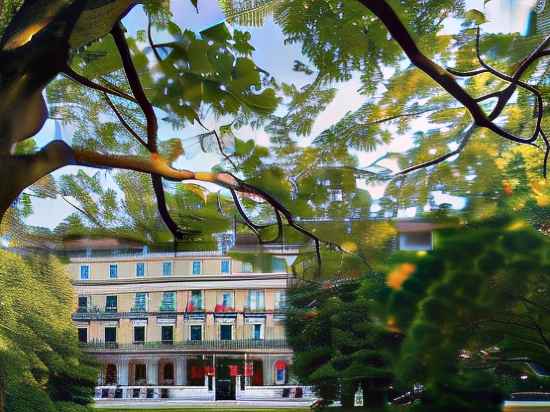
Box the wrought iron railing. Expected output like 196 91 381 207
73 309 286 321
81 338 289 352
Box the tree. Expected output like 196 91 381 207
287 274 399 410
0 251 97 412
383 216 550 410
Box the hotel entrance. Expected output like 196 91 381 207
215 358 242 400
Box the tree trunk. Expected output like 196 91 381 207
362 380 387 410
340 381 356 408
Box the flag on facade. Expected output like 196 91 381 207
229 364 239 376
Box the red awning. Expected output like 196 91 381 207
275 360 287 370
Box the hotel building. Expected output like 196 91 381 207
65 237 311 403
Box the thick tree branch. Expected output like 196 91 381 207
111 22 158 152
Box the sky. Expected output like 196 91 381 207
25 0 538 228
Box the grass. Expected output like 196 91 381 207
98 409 309 412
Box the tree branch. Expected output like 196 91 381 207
63 66 137 103
103 93 148 148
357 1 546 147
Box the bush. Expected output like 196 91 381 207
55 401 94 412
6 382 57 412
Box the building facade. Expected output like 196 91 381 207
65 219 437 404
66 238 311 403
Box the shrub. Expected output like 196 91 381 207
55 401 94 412
6 382 56 412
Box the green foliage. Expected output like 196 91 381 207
55 401 94 412
383 216 550 410
6 382 57 412
287 275 398 408
0 251 97 410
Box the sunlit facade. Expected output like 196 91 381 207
65 238 312 403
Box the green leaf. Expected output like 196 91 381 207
464 9 487 25
200 22 232 44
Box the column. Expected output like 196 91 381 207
176 357 186 386
97 364 105 385
264 355 272 386
117 358 129 386
147 358 158 385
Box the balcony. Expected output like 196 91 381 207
243 306 267 313
73 308 147 321
81 326 288 352
81 338 289 352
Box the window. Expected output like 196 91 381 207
105 327 117 343
135 364 146 383
109 264 118 279
78 296 88 312
191 290 203 310
78 328 87 343
192 260 201 275
242 262 253 273
329 188 343 202
252 324 263 340
163 363 174 381
275 291 287 311
272 258 286 272
190 325 202 341
105 364 117 385
133 292 147 312
162 261 172 276
134 326 145 343
160 292 176 312
218 291 233 310
221 260 230 274
220 324 232 341
247 290 265 311
399 231 432 251
80 265 90 280
136 262 145 277
105 295 117 312
161 326 174 344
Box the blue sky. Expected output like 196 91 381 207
26 0 537 227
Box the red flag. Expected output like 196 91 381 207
275 360 287 370
229 364 239 377
244 362 254 377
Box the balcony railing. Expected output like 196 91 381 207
243 306 267 313
73 308 285 321
81 338 289 352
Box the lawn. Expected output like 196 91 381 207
98 409 309 412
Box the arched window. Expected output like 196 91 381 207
164 363 174 381
105 364 117 385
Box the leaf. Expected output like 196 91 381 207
200 22 232 44
464 9 487 25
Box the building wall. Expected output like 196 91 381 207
72 253 288 345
